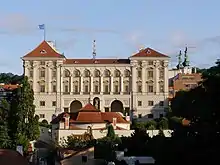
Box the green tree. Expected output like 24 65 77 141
106 124 116 139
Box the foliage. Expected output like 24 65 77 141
106 124 116 139
0 73 23 84
158 117 169 129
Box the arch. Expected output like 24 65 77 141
70 100 82 113
74 69 80 77
94 69 100 77
114 69 121 77
111 100 124 113
93 97 100 110
64 69 71 77
84 69 90 77
104 69 111 77
124 69 130 77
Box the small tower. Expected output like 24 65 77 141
182 47 190 67
176 50 183 69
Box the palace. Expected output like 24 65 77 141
22 40 170 122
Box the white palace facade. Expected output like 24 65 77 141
22 41 170 122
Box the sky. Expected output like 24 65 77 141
0 0 220 74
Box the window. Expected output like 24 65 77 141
64 70 70 77
148 71 153 78
84 70 90 77
137 85 142 93
125 85 129 93
53 61 57 66
40 101 45 106
159 114 163 118
74 85 78 93
159 70 164 79
84 85 89 93
104 85 109 93
64 85 69 93
114 85 119 93
52 70 56 78
29 70 33 77
115 70 120 77
159 101 164 106
138 101 142 106
39 114 45 118
124 70 130 77
40 70 45 78
52 101 56 106
40 61 45 65
148 61 153 65
159 84 164 92
94 85 99 93
105 107 109 112
148 85 153 93
148 114 154 118
74 70 80 77
40 85 45 92
64 108 69 113
138 114 142 118
94 70 100 77
52 85 56 92
148 101 154 106
137 70 142 78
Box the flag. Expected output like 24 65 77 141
38 24 45 30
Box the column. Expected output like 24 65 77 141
110 76 114 94
47 65 52 94
142 67 146 94
120 76 123 95
33 61 38 93
100 76 103 94
155 61 159 94
131 65 137 93
90 76 93 94
70 76 73 94
164 62 169 95
80 77 83 94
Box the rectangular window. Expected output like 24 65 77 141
148 61 153 65
148 85 154 93
148 101 154 106
39 114 45 118
137 70 142 78
52 85 56 92
125 85 129 93
148 114 154 118
64 108 69 113
114 85 119 93
40 85 45 92
137 85 142 93
40 70 45 78
138 114 142 118
159 84 164 92
105 107 109 112
29 70 33 77
52 101 56 106
104 85 109 93
64 85 69 93
84 85 89 93
148 71 153 78
74 85 78 93
159 101 164 106
40 61 45 65
159 70 164 79
52 70 56 78
40 101 45 106
138 101 142 106
94 85 99 93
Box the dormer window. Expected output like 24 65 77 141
74 61 79 64
146 49 151 54
40 49 47 54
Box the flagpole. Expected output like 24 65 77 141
44 25 46 41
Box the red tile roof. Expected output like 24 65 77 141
63 59 130 65
23 41 64 58
0 84 20 90
75 112 103 123
79 103 100 112
131 48 169 58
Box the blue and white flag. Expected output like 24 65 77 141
38 24 45 30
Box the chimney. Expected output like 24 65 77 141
113 118 117 129
64 114 70 129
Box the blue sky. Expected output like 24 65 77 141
0 0 220 74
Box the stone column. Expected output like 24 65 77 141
131 62 137 93
110 76 114 94
70 75 73 94
154 60 159 94
120 75 124 95
164 61 169 95
142 61 146 94
90 76 93 94
80 77 84 94
47 62 52 94
33 61 38 93
100 76 103 94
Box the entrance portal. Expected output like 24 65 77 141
70 100 82 113
111 100 124 113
